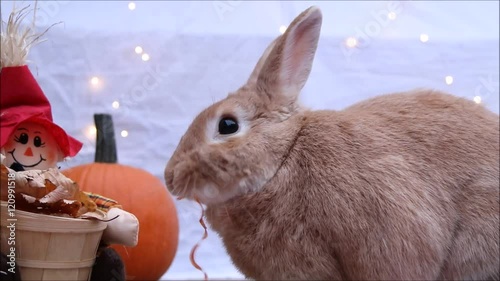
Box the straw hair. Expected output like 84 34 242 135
0 1 57 70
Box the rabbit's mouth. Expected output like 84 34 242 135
165 161 243 205
171 177 242 205
168 166 273 206
192 182 242 205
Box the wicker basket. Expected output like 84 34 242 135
0 201 107 281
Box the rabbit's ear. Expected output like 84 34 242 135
255 6 322 101
246 36 281 86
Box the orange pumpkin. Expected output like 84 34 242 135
63 114 179 281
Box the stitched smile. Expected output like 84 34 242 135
8 149 46 168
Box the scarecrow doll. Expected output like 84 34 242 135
0 5 138 281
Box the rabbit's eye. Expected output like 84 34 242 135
218 117 239 135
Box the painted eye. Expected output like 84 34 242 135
17 133 29 144
218 117 239 135
34 136 43 147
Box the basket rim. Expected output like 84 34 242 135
0 200 100 222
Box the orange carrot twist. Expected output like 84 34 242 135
189 199 209 281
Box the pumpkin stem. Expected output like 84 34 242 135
94 114 118 163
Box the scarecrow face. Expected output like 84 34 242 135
2 121 63 171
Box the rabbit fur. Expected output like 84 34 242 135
164 6 499 280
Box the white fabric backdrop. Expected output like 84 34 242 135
1 1 499 280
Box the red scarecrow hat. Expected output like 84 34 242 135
0 65 83 158
1 5 82 158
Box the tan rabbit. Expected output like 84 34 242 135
164 6 499 280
